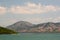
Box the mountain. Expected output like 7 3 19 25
0 26 17 34
7 21 60 33
30 22 60 32
7 21 34 32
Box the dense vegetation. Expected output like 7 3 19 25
0 26 17 34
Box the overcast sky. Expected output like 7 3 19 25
0 0 60 27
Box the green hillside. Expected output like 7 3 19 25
0 26 17 34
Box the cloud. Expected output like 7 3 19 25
52 17 60 22
0 6 7 15
1 17 60 27
10 2 60 14
0 2 60 15
24 17 60 24
0 19 18 27
23 18 53 24
24 18 41 23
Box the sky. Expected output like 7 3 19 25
0 0 60 27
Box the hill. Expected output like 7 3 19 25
7 21 60 33
0 26 17 34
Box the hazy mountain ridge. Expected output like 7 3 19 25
7 21 35 32
7 21 60 33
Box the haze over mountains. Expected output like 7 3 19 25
7 21 34 32
7 21 60 33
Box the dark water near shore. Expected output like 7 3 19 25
0 33 60 40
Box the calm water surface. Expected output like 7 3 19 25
0 33 60 40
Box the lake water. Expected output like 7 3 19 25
0 33 60 40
